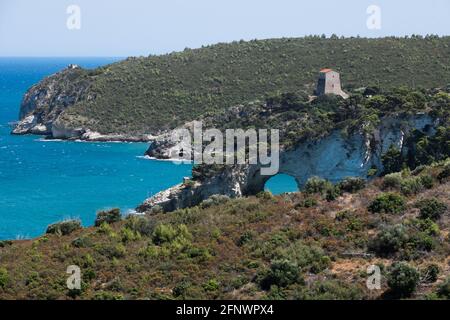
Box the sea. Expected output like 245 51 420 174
0 57 297 240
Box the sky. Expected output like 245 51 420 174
0 0 449 57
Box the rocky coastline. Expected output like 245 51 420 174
137 113 438 213
12 64 447 217
11 64 158 143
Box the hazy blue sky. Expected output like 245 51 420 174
0 0 449 57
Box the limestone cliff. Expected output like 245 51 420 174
11 64 154 142
138 114 438 213
12 65 92 136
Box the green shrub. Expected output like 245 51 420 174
186 247 211 261
382 145 403 174
408 232 436 252
230 276 249 290
203 279 220 292
173 281 192 298
338 177 366 193
422 264 440 283
152 224 191 245
236 231 255 246
124 215 155 236
0 268 8 289
278 241 331 274
415 198 447 221
259 259 302 290
295 197 318 208
304 176 333 195
256 191 274 200
200 194 231 208
382 172 403 189
437 164 450 182
97 221 115 236
419 175 434 189
367 167 378 177
98 243 126 259
0 240 13 248
368 193 406 214
387 262 420 298
370 219 439 258
294 280 365 300
325 186 341 201
339 213 364 232
368 225 409 257
400 177 424 195
410 218 440 236
382 172 433 194
437 277 450 299
71 236 93 248
95 208 121 226
46 219 81 236
120 227 141 243
152 224 177 244
93 291 124 300
81 253 95 268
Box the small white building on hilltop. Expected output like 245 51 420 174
316 69 349 99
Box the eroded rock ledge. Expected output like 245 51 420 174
11 64 155 142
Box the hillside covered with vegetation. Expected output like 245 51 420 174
0 159 449 300
200 85 450 147
183 86 449 183
49 36 450 134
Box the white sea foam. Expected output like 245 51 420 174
74 139 125 144
136 155 192 163
33 137 142 144
15 234 30 240
124 208 144 216
34 138 64 142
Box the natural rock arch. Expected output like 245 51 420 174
138 114 435 213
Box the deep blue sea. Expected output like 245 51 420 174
0 58 297 240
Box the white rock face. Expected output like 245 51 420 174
12 115 38 134
137 164 259 212
32 124 49 134
12 65 89 137
80 130 154 142
12 115 51 135
146 121 201 159
138 114 436 213
280 115 434 186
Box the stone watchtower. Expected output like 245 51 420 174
316 69 349 99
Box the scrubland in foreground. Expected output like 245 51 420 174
0 160 449 300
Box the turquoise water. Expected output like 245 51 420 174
0 58 192 239
0 58 295 240
265 174 298 195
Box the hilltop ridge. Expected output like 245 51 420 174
12 36 450 139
